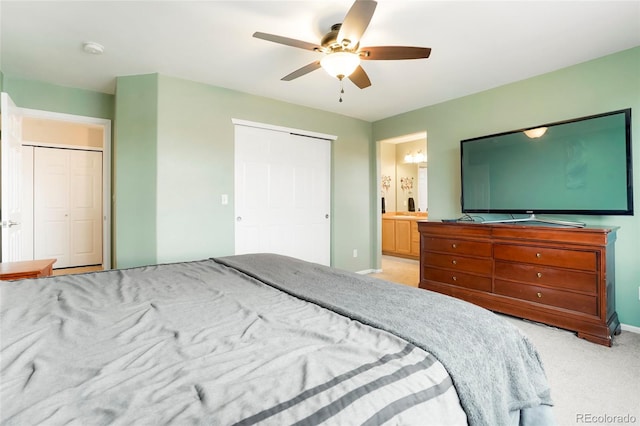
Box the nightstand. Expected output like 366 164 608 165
0 259 57 281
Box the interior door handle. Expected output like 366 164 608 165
2 220 20 228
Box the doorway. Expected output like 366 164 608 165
377 131 427 267
1 94 112 269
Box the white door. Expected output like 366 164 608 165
235 125 331 265
1 92 24 262
34 148 103 268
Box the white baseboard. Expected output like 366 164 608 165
356 269 379 275
621 323 640 334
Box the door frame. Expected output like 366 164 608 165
0 93 24 262
376 131 427 271
231 119 338 141
21 107 112 269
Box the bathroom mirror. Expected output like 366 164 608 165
380 134 427 214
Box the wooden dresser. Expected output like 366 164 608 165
418 222 620 346
0 259 56 281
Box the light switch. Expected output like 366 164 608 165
221 194 228 205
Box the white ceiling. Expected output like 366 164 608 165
1 1 639 122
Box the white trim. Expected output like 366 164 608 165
379 131 427 145
19 107 112 270
21 147 35 260
621 323 640 334
357 269 380 274
232 118 337 141
22 141 103 151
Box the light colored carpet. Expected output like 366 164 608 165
372 255 640 425
502 315 640 425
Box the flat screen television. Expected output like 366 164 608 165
460 108 633 226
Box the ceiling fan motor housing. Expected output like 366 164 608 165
321 23 356 52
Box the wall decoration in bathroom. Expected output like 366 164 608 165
400 177 414 194
381 175 391 213
381 175 391 194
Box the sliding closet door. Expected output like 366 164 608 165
34 147 103 268
235 125 331 265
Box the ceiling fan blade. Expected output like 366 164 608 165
281 61 322 81
338 0 377 48
253 32 322 51
360 46 432 60
348 65 372 89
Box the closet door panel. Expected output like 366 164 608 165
234 125 331 266
35 148 71 267
34 148 102 268
69 150 102 266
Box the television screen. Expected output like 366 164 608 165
460 109 633 216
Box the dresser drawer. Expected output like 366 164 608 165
495 279 597 316
494 244 597 271
423 252 492 275
423 237 492 257
495 261 597 294
424 268 492 292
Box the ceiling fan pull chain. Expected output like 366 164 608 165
339 79 345 103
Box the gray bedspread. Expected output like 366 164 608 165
215 253 554 426
1 257 467 425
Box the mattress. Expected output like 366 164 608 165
0 254 554 425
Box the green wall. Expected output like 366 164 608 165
4 47 638 327
372 47 640 327
113 74 159 268
115 73 373 271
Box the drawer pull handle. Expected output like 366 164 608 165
452 243 457 249
452 276 457 281
537 292 542 298
452 260 457 265
537 272 542 278
536 253 541 258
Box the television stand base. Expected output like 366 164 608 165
481 214 585 228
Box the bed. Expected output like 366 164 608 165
0 253 554 425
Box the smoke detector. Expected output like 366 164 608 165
82 42 104 55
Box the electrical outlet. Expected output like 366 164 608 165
353 249 358 258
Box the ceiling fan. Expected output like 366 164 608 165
253 0 431 98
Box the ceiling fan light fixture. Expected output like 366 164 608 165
320 52 360 80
